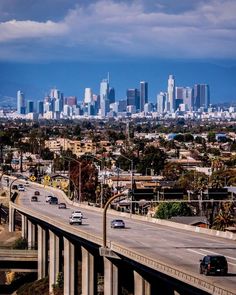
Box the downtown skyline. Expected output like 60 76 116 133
0 0 235 105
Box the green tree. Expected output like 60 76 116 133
154 202 192 219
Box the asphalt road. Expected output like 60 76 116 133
9 181 236 293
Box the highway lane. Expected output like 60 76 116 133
10 182 236 293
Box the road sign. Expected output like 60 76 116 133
30 175 36 182
44 175 50 181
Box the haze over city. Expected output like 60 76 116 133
0 0 236 104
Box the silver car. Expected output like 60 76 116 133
111 219 125 228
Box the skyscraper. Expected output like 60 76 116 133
183 87 193 111
17 90 25 114
100 78 109 117
157 92 167 114
193 84 210 110
167 75 175 112
127 88 140 110
84 88 93 104
109 87 115 104
140 81 148 112
26 100 34 113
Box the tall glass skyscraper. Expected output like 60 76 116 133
100 78 109 117
167 75 175 112
140 81 148 112
17 90 25 114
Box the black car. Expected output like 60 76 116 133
200 255 228 275
49 196 58 205
31 196 38 202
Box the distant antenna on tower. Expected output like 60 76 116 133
107 72 110 83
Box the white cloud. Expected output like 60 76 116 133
0 0 235 61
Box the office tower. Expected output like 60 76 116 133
193 84 210 110
37 101 44 115
109 87 115 104
167 75 175 112
140 81 148 112
118 99 127 112
100 78 109 117
176 87 184 100
17 90 25 114
157 92 167 113
65 96 77 107
26 100 34 113
84 88 93 104
54 97 63 112
127 88 140 110
50 88 60 99
183 87 193 111
144 103 153 113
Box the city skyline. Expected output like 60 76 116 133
0 1 235 104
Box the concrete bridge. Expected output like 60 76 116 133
7 179 236 295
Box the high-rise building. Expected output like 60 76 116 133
26 100 34 113
37 101 44 115
127 88 140 110
100 78 109 117
193 84 210 110
109 87 115 104
157 92 167 113
84 88 93 104
183 87 193 111
167 75 175 112
65 96 77 107
140 81 148 112
17 90 25 114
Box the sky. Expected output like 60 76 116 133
0 0 236 105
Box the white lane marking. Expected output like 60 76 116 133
187 249 236 267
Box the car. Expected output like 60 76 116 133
69 216 82 225
31 196 38 202
25 181 30 187
18 185 25 191
58 202 66 209
34 191 40 195
111 219 125 228
49 196 58 205
200 255 228 276
71 210 83 218
46 195 53 202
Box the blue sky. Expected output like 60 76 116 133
0 0 236 104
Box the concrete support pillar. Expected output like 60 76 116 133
27 220 36 249
81 246 94 295
8 205 15 232
38 225 47 279
49 230 60 294
64 237 75 295
134 271 151 295
21 214 27 239
104 257 118 295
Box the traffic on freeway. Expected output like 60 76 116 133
5 178 236 293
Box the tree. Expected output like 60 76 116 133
154 202 193 219
212 203 235 231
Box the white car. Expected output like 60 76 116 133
18 185 25 191
69 216 82 225
71 210 83 218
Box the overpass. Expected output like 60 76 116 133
6 178 236 295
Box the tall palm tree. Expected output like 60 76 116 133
212 203 235 231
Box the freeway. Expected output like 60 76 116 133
9 180 236 294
